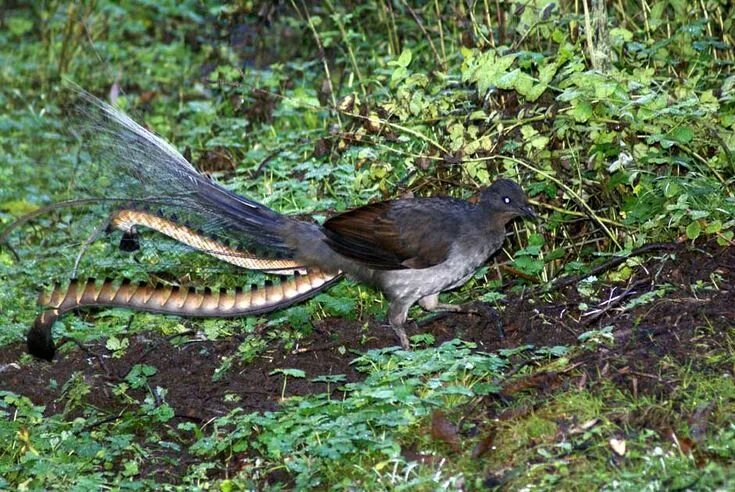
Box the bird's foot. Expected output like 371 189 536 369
395 326 411 351
384 323 411 350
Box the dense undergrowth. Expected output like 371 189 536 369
1 0 734 489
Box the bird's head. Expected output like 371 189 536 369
479 179 537 223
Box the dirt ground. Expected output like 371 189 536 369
1 241 733 481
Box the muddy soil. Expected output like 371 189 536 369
1 241 733 482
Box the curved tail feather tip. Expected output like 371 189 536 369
28 271 341 360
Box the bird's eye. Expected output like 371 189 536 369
503 196 511 204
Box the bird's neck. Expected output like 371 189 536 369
474 202 513 235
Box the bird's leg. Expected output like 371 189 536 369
418 295 505 340
387 301 412 350
418 294 464 313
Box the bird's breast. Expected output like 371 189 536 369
375 236 503 301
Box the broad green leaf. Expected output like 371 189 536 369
569 101 593 122
609 27 633 45
473 52 517 94
529 135 549 150
390 66 409 87
669 126 694 144
705 220 722 234
686 221 701 240
270 368 307 378
538 62 558 84
716 230 734 246
525 83 547 101
7 16 33 36
396 49 412 67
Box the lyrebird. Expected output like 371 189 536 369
27 91 536 360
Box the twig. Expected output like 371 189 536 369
539 242 680 295
581 278 648 325
400 0 445 70
250 149 282 179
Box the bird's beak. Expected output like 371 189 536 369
521 205 538 220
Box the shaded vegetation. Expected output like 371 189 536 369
1 0 734 489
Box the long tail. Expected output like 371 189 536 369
28 89 340 360
27 270 342 360
72 87 299 257
110 208 306 274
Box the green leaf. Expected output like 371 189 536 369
528 134 550 150
520 125 539 139
396 49 412 67
686 221 701 240
525 83 547 102
609 27 633 45
513 255 544 275
125 364 157 389
106 335 129 354
669 126 694 144
569 101 593 122
705 220 722 234
716 230 733 246
538 62 559 84
0 199 37 215
473 52 517 94
7 16 33 36
513 72 536 98
270 368 307 378
390 66 409 88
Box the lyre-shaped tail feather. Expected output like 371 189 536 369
72 88 295 256
110 209 305 274
28 270 342 360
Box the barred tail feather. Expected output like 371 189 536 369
27 270 342 360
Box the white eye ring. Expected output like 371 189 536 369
503 197 511 204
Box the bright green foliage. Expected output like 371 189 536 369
1 0 735 489
189 341 508 488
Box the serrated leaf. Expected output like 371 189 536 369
513 255 544 275
474 52 517 94
538 62 558 84
495 69 521 91
525 83 547 102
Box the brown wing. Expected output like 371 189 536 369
322 198 460 270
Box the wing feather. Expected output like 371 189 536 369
322 198 462 270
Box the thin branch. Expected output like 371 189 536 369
539 242 680 295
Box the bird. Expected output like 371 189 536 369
285 178 537 348
26 91 536 359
